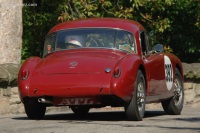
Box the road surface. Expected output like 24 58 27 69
0 105 199 133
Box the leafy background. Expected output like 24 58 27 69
22 0 200 63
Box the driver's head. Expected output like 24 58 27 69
67 40 82 49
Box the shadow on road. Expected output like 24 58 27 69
10 109 200 132
175 117 200 122
12 110 166 121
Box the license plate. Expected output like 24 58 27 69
54 97 101 106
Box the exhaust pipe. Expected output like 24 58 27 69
38 98 52 104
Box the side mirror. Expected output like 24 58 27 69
154 44 163 52
149 31 154 36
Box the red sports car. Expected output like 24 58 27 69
18 18 184 121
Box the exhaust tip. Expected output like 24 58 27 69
38 98 52 104
38 98 45 103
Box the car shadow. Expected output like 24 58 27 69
12 110 166 121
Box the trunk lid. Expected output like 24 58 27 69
41 48 127 74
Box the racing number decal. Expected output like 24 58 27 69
164 55 173 91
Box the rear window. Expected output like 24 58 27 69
43 28 136 56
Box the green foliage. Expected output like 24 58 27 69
22 0 66 62
23 0 200 63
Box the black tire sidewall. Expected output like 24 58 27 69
125 70 146 121
71 106 90 115
24 98 46 119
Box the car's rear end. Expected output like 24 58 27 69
18 18 142 119
27 49 129 106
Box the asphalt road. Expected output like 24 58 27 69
0 105 199 133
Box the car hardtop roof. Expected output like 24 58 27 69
48 18 145 35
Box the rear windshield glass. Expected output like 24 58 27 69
43 28 136 56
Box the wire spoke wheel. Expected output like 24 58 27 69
173 77 183 107
137 79 145 116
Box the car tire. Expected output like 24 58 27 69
125 70 146 121
161 68 184 115
71 106 90 115
24 98 46 119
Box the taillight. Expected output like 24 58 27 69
20 70 29 80
113 67 121 78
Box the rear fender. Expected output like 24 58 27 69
18 57 42 102
110 54 142 102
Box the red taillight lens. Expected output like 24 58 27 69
20 70 29 80
113 67 121 78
